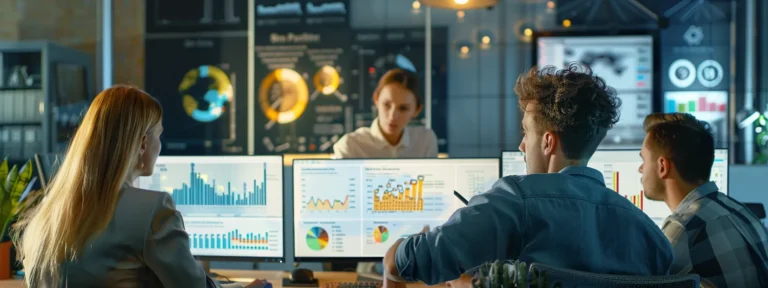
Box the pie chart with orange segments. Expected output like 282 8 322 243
306 227 329 251
373 225 389 244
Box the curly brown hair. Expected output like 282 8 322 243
515 63 621 160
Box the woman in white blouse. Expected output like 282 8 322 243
333 68 438 159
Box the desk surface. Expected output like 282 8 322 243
0 270 439 288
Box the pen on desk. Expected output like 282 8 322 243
453 191 468 205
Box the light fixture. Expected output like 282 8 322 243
547 1 555 9
456 41 473 59
476 29 494 50
457 10 465 22
513 19 537 43
419 0 499 10
562 19 572 27
411 0 422 14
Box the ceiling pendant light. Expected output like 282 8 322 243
419 0 499 10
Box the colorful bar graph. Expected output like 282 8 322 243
625 192 644 210
190 230 270 250
665 97 726 113
373 176 425 212
171 163 268 206
612 171 619 193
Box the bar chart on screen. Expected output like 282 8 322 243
663 91 727 121
364 167 457 219
185 217 283 257
142 161 280 217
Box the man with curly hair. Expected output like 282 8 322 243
383 64 673 287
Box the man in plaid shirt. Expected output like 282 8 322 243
639 112 768 287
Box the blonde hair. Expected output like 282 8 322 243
13 85 163 286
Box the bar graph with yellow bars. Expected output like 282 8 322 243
372 176 425 212
625 192 644 210
612 171 619 193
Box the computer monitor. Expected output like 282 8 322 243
534 32 657 148
292 158 500 260
136 155 284 261
501 149 729 226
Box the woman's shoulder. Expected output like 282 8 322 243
119 186 174 213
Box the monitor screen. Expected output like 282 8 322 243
536 34 654 148
137 156 284 259
292 158 500 259
501 150 728 226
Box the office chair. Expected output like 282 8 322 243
528 263 700 288
744 202 766 220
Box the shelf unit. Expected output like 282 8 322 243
0 41 94 163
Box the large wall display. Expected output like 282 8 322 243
145 0 448 155
145 0 249 155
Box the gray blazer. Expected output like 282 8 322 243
58 185 222 288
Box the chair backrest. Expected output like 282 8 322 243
745 202 767 220
528 263 700 288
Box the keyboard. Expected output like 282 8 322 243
323 282 382 288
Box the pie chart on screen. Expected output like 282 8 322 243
373 225 389 244
306 227 329 251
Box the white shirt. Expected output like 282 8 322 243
332 118 438 159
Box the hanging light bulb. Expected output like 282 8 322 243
456 41 473 59
476 29 493 50
457 10 465 22
411 0 422 14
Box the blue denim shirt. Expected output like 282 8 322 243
395 166 673 285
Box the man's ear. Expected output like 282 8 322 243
542 131 558 156
657 156 671 179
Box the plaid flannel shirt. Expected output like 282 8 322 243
662 181 768 288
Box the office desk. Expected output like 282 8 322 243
0 270 442 288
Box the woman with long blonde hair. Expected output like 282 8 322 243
13 86 263 287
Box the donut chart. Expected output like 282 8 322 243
178 65 233 123
314 65 341 95
306 226 329 251
258 68 309 124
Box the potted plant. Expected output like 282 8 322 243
472 260 559 288
0 157 36 279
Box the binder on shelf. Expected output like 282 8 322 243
0 91 11 122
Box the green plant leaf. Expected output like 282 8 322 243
4 165 18 194
10 161 33 210
0 158 7 191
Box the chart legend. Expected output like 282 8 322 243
373 225 389 243
372 176 425 212
307 227 329 251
